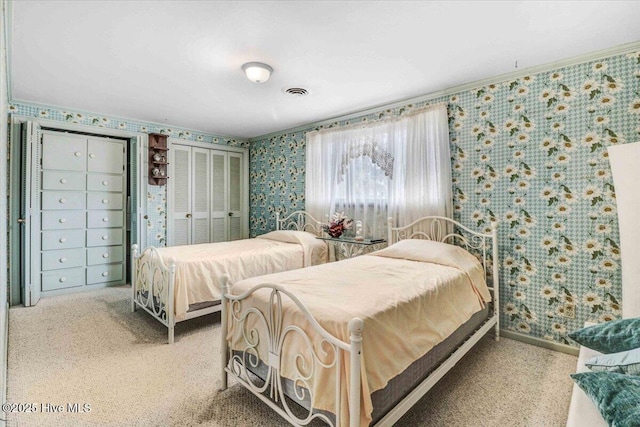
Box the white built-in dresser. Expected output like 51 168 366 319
40 130 126 293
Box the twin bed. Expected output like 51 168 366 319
220 215 499 426
132 213 499 426
131 210 328 343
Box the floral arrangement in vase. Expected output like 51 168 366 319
323 212 353 238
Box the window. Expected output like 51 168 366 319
306 104 452 239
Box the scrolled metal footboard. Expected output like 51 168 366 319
131 244 177 343
220 275 364 427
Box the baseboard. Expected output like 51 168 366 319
501 329 579 356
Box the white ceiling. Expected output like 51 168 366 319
10 1 640 139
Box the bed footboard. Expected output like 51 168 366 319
131 244 177 344
220 274 364 427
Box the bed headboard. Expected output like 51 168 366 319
387 216 499 292
275 210 323 236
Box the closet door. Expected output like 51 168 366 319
171 145 192 246
169 143 247 246
191 148 211 244
210 151 228 242
21 122 42 306
228 152 244 241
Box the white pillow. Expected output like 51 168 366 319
372 238 477 265
257 230 314 245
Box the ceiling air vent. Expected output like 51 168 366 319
283 87 309 97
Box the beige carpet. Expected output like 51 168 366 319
7 286 577 426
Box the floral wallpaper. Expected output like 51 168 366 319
250 50 640 346
8 49 640 347
8 102 248 247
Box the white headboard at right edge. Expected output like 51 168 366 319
608 142 640 319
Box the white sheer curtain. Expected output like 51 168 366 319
305 104 452 238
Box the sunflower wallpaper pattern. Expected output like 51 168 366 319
250 50 640 346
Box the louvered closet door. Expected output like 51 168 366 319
171 145 192 246
210 151 228 242
169 144 246 246
228 152 243 241
191 148 211 244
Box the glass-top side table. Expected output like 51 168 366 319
316 236 388 261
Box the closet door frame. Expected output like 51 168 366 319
8 115 148 306
166 138 248 246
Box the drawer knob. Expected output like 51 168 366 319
59 198 66 204
59 277 66 283
74 151 81 157
59 238 67 243
60 179 67 184
102 253 109 258
89 153 96 159
102 235 108 240
59 218 66 223
101 272 109 277
59 257 67 263
102 217 109 222
102 199 109 204
102 180 109 186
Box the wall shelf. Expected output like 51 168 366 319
148 133 169 186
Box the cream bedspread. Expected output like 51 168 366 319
228 239 492 426
149 231 327 320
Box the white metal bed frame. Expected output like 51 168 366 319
220 215 499 427
130 210 323 344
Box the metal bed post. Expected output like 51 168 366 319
219 274 229 390
348 318 364 427
131 244 138 312
167 258 176 344
491 221 500 341
275 211 280 230
387 217 394 244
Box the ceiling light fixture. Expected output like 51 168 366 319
241 62 273 83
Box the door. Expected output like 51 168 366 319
210 150 228 242
170 145 192 246
211 150 245 242
21 122 42 306
227 152 244 241
191 148 211 244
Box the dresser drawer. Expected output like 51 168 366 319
87 174 123 192
42 191 85 211
87 139 125 174
42 133 86 172
42 248 85 271
42 229 85 250
87 193 123 210
42 210 85 230
87 229 123 247
87 264 123 284
42 171 86 191
42 267 85 291
87 211 123 228
87 246 124 266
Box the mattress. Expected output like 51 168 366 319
370 305 490 423
239 305 491 425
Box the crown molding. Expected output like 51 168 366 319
249 40 640 142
